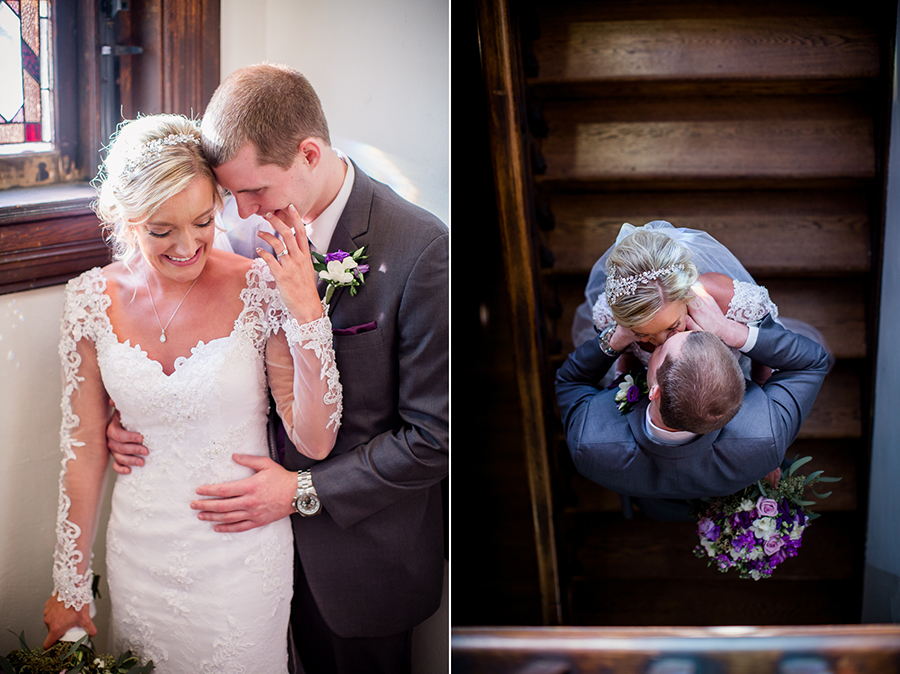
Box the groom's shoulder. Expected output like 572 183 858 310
359 170 447 241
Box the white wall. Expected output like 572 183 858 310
221 0 450 226
0 0 449 664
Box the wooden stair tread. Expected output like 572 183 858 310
538 97 874 184
530 13 879 85
568 512 855 581
569 577 860 625
798 361 862 439
541 190 870 276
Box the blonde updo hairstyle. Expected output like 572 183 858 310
605 229 699 329
93 114 222 262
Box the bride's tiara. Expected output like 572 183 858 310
120 133 201 184
606 264 686 306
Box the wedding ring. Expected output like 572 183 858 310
277 247 289 258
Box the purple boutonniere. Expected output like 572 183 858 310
311 246 369 304
607 369 648 415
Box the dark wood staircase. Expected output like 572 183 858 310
517 0 895 625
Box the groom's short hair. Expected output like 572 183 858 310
201 63 331 170
657 331 745 434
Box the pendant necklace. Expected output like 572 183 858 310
144 268 200 343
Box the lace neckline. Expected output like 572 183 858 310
91 263 259 377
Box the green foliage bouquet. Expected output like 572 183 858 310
1 632 154 674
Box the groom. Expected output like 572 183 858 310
108 64 448 673
555 285 830 519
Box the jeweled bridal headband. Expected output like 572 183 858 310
605 264 686 306
120 133 201 184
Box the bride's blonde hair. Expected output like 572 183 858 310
93 114 223 262
605 229 699 329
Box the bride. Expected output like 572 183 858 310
571 221 832 385
42 114 341 672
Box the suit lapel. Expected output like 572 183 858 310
323 161 374 315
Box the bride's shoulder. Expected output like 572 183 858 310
698 272 736 311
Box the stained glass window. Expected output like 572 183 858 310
0 0 52 153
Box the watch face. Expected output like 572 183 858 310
297 492 321 515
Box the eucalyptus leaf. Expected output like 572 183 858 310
803 470 824 485
796 499 816 506
0 655 16 674
812 490 833 499
16 630 27 651
788 456 813 475
63 634 89 660
757 479 767 496
807 512 821 521
817 476 843 483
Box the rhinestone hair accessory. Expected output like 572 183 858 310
119 133 201 184
606 264 686 306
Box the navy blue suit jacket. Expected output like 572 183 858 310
555 316 829 500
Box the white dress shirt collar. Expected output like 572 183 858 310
644 405 699 445
305 149 354 254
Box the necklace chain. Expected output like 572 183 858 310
144 269 200 343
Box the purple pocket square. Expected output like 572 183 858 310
333 321 377 336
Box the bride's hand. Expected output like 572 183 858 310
687 283 748 349
43 595 97 649
256 204 324 324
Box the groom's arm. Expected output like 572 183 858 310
746 315 830 448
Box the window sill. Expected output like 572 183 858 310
0 183 110 295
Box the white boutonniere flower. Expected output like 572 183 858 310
312 246 369 304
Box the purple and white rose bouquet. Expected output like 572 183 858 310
691 456 841 580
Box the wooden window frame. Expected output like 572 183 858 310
0 0 220 295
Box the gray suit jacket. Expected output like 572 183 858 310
229 162 448 638
555 316 829 500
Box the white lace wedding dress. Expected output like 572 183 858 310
52 259 341 673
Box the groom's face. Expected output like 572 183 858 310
213 142 317 222
647 330 690 390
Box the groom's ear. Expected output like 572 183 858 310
648 383 660 402
298 138 323 168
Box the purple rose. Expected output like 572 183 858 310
698 517 720 541
763 536 785 556
626 385 640 403
756 496 779 517
325 250 351 263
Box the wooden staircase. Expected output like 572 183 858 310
515 0 896 625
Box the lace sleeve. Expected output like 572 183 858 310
725 279 779 324
591 293 616 333
243 260 341 460
53 270 113 610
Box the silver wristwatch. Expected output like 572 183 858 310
291 470 321 516
598 324 622 357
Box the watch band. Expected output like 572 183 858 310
292 470 321 516
598 324 622 357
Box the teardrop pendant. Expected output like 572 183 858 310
160 333 167 343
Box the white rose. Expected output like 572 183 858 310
750 516 778 540
319 258 358 285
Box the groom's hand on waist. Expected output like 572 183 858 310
107 407 148 475
191 454 296 533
